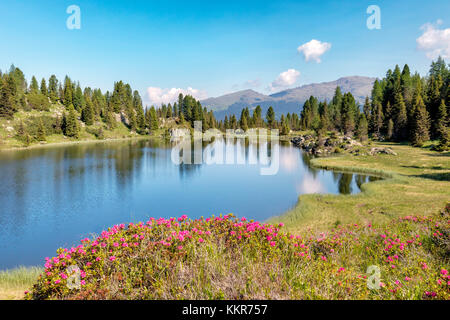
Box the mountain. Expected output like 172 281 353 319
202 76 376 120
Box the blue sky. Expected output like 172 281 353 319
0 0 449 105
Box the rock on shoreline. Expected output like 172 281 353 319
291 134 397 156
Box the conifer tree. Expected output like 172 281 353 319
436 99 448 138
63 104 79 138
0 75 17 119
63 77 73 108
281 115 290 136
36 119 46 141
81 98 94 125
224 115 229 129
48 75 59 102
370 101 384 138
356 113 368 142
393 92 408 140
149 106 159 130
266 106 275 129
40 78 48 96
410 94 430 147
387 119 394 140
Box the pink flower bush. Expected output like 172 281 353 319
24 209 450 300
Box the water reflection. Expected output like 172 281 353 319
0 138 381 269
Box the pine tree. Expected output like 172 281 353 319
356 113 368 142
281 115 291 136
393 92 408 140
81 98 94 125
253 105 262 128
341 93 357 135
40 78 48 96
437 126 450 151
73 85 84 111
370 101 384 139
63 77 73 108
48 75 59 102
0 75 17 119
224 116 229 129
387 119 394 140
436 99 448 138
410 94 430 147
149 106 159 131
30 76 39 93
266 106 275 129
36 119 46 141
104 108 116 129
63 104 79 138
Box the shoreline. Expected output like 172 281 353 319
0 135 157 152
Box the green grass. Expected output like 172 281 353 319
269 141 450 234
0 267 43 300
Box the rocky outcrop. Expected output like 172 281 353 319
291 134 398 157
369 147 397 156
291 134 363 156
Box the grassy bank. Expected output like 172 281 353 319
0 267 43 300
269 142 450 234
0 105 153 151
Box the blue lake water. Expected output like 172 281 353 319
0 138 378 269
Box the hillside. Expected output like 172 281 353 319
202 76 376 119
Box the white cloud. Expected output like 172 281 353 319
416 21 450 59
297 174 325 194
297 39 331 63
268 69 300 92
146 87 208 106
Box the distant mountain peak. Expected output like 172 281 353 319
201 76 376 119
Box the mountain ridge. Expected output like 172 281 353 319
201 76 376 119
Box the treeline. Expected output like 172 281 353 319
222 106 295 135
151 93 218 131
0 66 219 142
0 65 148 140
366 57 449 149
294 57 450 150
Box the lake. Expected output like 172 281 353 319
0 138 379 269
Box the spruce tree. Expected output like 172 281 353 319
224 116 229 129
40 78 48 96
63 77 73 108
0 75 17 119
81 99 94 126
48 75 59 102
370 101 383 139
36 119 46 141
437 126 450 151
30 76 39 93
387 119 394 140
356 113 368 142
63 104 79 138
410 94 430 147
149 107 159 130
266 106 275 129
393 93 408 140
436 99 448 138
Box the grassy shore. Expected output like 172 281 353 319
0 267 43 300
269 141 450 234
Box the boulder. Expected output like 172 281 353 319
369 147 397 156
